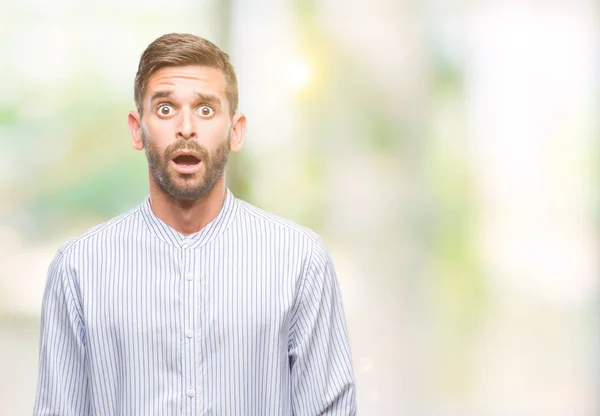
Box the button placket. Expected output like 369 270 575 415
181 248 196 414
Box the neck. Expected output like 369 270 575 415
147 174 227 235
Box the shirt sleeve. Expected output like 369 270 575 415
289 237 357 415
34 248 89 415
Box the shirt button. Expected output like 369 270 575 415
186 389 195 398
186 273 193 281
185 329 194 338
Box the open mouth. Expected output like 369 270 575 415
173 154 200 166
170 152 202 174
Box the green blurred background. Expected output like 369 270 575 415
0 0 598 414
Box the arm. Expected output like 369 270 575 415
289 238 357 415
34 248 89 415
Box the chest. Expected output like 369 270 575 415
79 245 299 348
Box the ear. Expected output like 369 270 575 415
128 111 144 151
229 112 246 153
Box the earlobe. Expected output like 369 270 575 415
230 113 246 153
128 111 144 151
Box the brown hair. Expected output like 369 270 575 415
134 33 238 116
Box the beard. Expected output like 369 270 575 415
142 128 230 201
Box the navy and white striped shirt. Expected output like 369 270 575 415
35 188 356 415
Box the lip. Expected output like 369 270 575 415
170 150 202 175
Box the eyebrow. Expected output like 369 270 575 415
194 92 222 109
149 90 173 103
149 90 222 109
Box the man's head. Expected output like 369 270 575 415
128 33 246 201
134 33 239 117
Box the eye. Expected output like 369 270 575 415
157 104 174 117
198 105 214 117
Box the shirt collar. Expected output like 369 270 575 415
138 188 239 249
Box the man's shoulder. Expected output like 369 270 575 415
56 204 142 256
235 198 322 244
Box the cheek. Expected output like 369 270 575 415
142 129 166 154
148 124 170 141
144 124 173 149
205 115 231 135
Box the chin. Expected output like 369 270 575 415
174 183 213 200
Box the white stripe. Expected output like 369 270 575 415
35 189 356 415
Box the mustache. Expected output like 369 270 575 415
164 140 208 160
140 127 209 160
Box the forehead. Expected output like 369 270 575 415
145 65 227 99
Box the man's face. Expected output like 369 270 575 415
133 65 241 200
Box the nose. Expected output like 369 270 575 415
176 108 197 140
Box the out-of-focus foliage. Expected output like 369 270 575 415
0 1 597 415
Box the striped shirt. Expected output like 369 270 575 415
34 188 356 415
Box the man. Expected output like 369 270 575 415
34 33 356 415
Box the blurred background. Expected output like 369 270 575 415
0 0 598 414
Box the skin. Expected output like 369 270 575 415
128 65 246 235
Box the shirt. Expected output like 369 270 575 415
34 188 356 415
